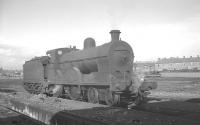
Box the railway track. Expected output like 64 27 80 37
1 92 200 125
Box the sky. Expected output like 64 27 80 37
0 0 200 69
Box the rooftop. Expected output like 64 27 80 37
157 56 200 64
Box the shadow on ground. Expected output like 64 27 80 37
49 101 200 125
186 98 200 103
0 114 42 125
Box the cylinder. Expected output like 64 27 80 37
78 59 98 74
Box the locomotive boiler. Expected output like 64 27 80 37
23 30 157 106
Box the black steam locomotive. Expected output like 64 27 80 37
23 30 157 106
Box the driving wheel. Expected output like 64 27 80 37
87 87 99 103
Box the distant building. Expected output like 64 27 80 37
0 67 3 76
0 67 3 73
155 56 200 72
0 68 23 79
134 56 200 72
134 61 155 73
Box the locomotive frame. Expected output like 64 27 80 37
23 30 157 106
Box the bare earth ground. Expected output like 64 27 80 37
0 79 25 93
0 79 41 125
0 77 200 125
149 77 200 101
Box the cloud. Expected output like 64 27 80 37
0 48 14 56
129 0 200 24
0 44 40 69
1 0 200 65
126 15 200 61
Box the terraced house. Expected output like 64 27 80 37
155 56 200 71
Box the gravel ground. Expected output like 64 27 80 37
5 92 200 125
0 93 41 125
0 78 200 125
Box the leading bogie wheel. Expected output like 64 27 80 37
69 86 81 100
105 89 120 106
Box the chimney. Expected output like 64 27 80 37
110 30 121 42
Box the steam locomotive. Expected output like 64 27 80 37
23 30 157 106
